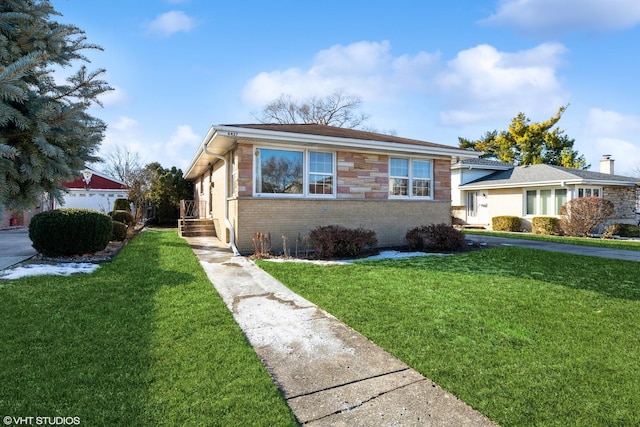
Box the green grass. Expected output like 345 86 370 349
257 247 640 426
0 229 297 426
463 229 640 251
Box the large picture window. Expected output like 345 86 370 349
389 158 433 198
255 148 334 197
256 148 303 194
525 188 568 216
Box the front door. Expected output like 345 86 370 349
466 191 489 225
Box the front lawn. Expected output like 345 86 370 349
257 247 640 426
0 229 297 426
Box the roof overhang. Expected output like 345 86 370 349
460 178 638 190
184 125 481 180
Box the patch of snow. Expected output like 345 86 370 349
264 250 449 265
0 263 100 280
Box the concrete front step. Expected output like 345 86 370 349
181 230 216 237
178 219 216 237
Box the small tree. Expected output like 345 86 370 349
100 146 150 222
559 197 615 237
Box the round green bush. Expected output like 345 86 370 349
111 220 127 241
111 209 134 226
492 216 521 232
29 208 113 256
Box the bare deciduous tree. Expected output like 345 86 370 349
254 90 370 129
99 145 150 221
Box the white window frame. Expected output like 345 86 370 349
524 188 568 216
576 186 603 198
253 146 336 198
389 157 434 199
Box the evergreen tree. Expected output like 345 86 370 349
146 163 193 225
0 0 112 217
459 106 588 169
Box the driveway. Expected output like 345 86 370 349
0 228 37 270
465 234 640 262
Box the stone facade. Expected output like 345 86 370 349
336 151 389 199
603 186 639 221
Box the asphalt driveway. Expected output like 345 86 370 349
0 228 37 270
465 234 640 262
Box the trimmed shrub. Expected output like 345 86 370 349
492 216 521 232
406 223 466 252
559 197 615 237
604 223 640 238
111 221 128 241
309 225 377 259
29 208 113 256
531 217 561 235
113 198 131 212
111 209 134 226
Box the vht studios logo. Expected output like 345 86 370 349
3 416 81 426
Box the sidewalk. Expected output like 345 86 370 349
185 236 497 426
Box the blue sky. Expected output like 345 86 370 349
51 0 640 175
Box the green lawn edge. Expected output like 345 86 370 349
0 229 297 426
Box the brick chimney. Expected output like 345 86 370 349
600 154 614 175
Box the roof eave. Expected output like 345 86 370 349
215 124 481 158
184 124 481 180
460 178 638 190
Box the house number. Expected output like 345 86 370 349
226 131 238 136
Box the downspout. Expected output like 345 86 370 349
202 138 240 256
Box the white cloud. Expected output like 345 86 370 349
578 108 640 174
436 43 569 125
242 40 570 129
146 11 196 37
242 40 438 105
100 117 200 171
99 86 127 107
585 108 640 135
149 125 201 170
111 116 138 132
482 0 640 34
100 117 145 163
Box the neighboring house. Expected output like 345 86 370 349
1 168 128 228
183 123 480 254
0 198 47 228
453 155 640 230
52 167 129 213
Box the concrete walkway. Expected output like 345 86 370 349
186 235 497 426
464 234 640 262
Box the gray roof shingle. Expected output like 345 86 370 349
462 164 638 187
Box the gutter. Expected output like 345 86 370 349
201 130 240 256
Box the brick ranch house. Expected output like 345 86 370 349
182 123 480 254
